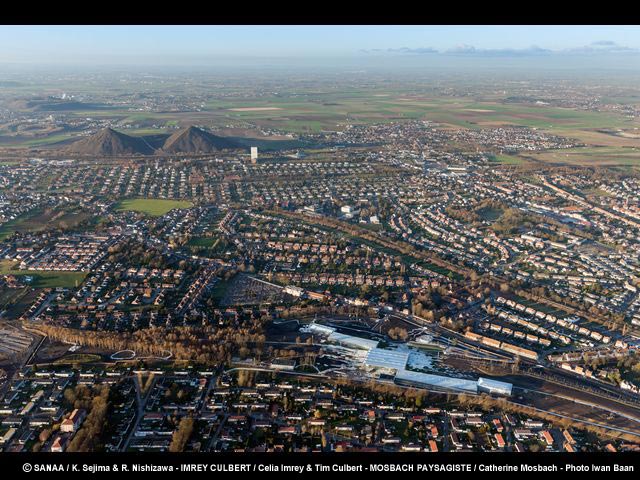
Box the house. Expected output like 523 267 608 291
449 432 463 449
540 430 554 448
402 444 422 452
60 409 86 433
562 429 576 445
277 426 297 435
0 427 16 445
51 436 66 452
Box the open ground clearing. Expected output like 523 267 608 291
4 91 640 147
114 198 193 216
529 146 640 166
0 207 91 240
0 259 87 288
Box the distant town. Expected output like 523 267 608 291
1 68 640 454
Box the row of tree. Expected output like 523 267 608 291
67 384 110 452
30 323 267 365
169 417 195 452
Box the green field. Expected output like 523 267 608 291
478 206 505 222
0 208 92 241
115 198 193 216
210 278 232 303
187 236 218 247
0 260 87 288
53 353 102 364
21 133 74 147
0 213 34 241
204 94 640 136
529 146 640 166
489 154 525 165
4 87 640 149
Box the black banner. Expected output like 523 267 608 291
3 452 638 475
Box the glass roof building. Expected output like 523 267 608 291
364 348 411 371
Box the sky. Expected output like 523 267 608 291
1 25 640 69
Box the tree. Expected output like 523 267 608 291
388 327 408 341
66 385 110 452
169 417 194 452
39 428 51 443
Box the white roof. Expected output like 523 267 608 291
365 348 410 371
395 369 478 393
477 377 512 395
328 331 379 351
307 324 336 336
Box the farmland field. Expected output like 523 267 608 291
208 94 640 137
114 198 193 216
5 88 640 148
528 146 640 166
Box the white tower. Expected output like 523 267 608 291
250 146 258 163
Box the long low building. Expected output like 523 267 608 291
305 323 335 336
305 323 380 350
477 377 513 396
304 323 513 395
394 369 479 393
328 331 379 351
365 348 411 371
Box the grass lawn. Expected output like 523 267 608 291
0 210 44 241
0 260 86 288
187 236 218 247
54 353 102 364
0 207 92 241
478 206 505 222
489 154 525 165
115 198 193 216
210 279 231 304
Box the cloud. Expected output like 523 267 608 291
360 47 438 55
370 41 640 58
386 47 438 54
445 45 552 56
566 40 640 54
446 44 477 54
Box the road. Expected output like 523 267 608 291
383 309 640 432
206 413 228 452
122 373 157 451
511 394 640 438
517 387 640 426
